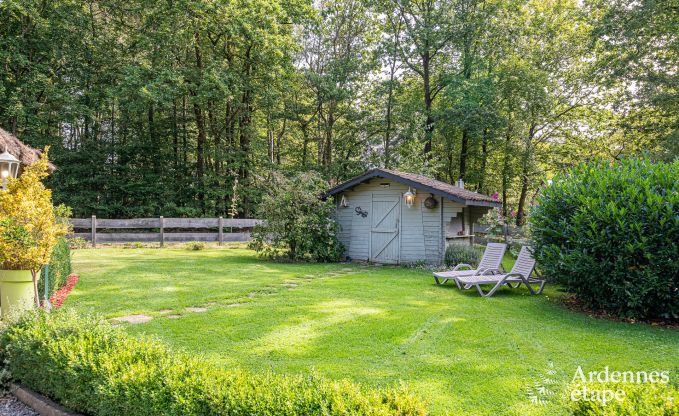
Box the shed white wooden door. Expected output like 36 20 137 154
370 194 401 264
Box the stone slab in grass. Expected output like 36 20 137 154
158 309 174 314
186 307 208 313
166 315 182 319
111 315 153 324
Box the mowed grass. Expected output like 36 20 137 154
69 246 679 415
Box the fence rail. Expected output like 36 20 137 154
70 217 262 247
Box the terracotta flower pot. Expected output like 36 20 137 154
0 270 35 318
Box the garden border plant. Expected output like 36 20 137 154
0 149 69 310
530 158 678 320
0 311 426 416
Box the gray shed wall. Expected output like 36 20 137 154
334 178 470 265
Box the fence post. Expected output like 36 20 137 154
91 215 97 248
159 216 165 247
218 216 224 246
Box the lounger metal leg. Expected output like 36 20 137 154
519 277 546 295
476 281 505 297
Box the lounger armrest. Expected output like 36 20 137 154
452 264 474 271
475 268 502 276
503 272 527 279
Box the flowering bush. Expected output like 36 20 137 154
250 172 344 262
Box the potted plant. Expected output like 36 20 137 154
0 149 68 317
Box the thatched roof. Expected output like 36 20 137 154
0 127 56 172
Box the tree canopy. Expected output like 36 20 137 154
1 0 675 222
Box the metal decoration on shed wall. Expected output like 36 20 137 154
424 195 438 209
355 206 368 217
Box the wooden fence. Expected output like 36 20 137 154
71 217 263 247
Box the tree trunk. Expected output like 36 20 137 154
515 124 535 226
324 108 334 165
32 270 40 308
193 101 205 180
478 128 489 193
301 125 309 167
459 129 469 181
384 56 397 169
422 53 434 158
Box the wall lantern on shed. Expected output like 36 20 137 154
403 187 416 208
0 149 20 190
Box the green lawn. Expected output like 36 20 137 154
68 246 679 415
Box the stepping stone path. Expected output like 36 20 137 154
150 268 361 319
112 314 153 324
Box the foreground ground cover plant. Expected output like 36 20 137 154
0 310 426 416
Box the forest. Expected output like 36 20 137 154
1 0 677 222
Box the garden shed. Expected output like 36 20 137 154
324 168 501 265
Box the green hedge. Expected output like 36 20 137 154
0 311 426 416
530 159 679 320
37 237 71 299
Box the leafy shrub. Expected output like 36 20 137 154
444 244 482 268
0 150 69 271
67 237 89 249
250 172 344 262
530 159 679 320
0 311 426 416
123 242 144 249
566 382 678 415
185 241 206 251
37 237 71 299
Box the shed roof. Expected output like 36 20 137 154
324 168 501 207
0 127 56 171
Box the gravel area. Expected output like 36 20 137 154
0 395 37 416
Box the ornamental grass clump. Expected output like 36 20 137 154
0 311 427 416
0 149 69 306
530 158 679 320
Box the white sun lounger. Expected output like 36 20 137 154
455 246 545 297
433 242 507 285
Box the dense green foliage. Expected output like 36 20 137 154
37 237 71 299
567 382 678 415
530 159 679 320
0 0 675 221
444 244 482 268
0 311 425 416
250 173 343 261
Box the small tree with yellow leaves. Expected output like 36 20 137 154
0 148 69 306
